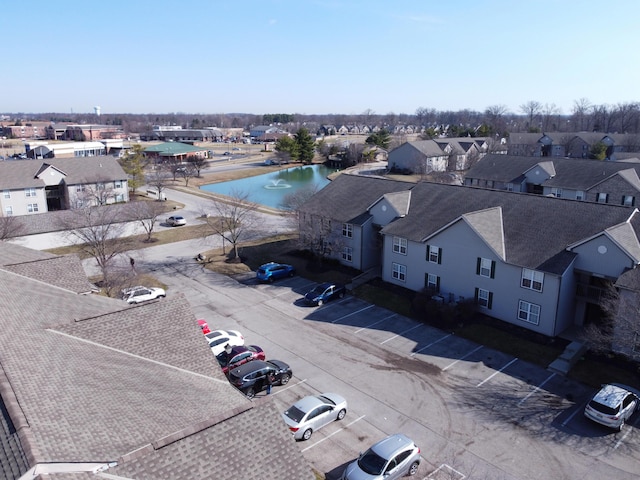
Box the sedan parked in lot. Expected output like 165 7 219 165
584 383 640 430
304 282 346 306
256 262 295 282
166 215 187 227
282 393 347 440
228 359 292 398
205 329 245 356
122 286 166 304
341 434 421 480
216 345 265 376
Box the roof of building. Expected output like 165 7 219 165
0 243 314 479
466 154 640 190
0 156 126 190
143 142 204 156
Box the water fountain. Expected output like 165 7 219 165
264 179 292 190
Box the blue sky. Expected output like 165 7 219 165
3 0 639 116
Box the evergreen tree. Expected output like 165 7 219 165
365 129 391 149
295 127 315 164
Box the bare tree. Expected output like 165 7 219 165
519 100 542 131
484 104 509 135
298 211 345 262
177 164 197 187
202 190 258 259
187 155 208 177
126 199 166 242
581 282 640 360
541 103 561 131
0 215 26 240
146 168 171 201
59 205 134 289
281 185 320 229
572 98 592 131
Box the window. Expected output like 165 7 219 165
76 185 86 193
342 247 352 262
486 180 494 188
97 182 105 190
576 191 585 201
427 245 441 264
425 273 439 292
521 268 544 292
623 195 635 206
115 193 125 203
3 190 10 199
476 257 495 278
392 263 406 282
506 183 514 192
475 288 493 309
393 236 407 255
115 180 123 189
5 206 13 216
597 192 608 203
518 300 540 325
27 203 39 213
342 223 353 238
25 188 36 197
551 188 562 198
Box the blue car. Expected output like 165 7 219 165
304 282 346 306
256 262 296 283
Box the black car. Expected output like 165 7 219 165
304 282 346 306
227 359 292 398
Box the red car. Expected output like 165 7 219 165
216 345 265 376
198 319 211 335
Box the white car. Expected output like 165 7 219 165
584 383 640 430
205 329 245 356
167 215 187 227
282 393 347 441
122 286 166 304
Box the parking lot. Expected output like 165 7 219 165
154 260 640 479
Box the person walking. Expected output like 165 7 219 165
265 372 274 395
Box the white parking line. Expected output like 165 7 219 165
301 414 366 452
271 378 307 395
380 324 423 344
518 373 556 405
411 333 452 356
354 313 397 333
427 463 466 479
614 427 633 449
442 345 483 371
331 304 375 323
476 358 519 387
561 399 588 428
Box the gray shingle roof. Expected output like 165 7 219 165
381 182 638 272
0 157 126 190
2 254 96 294
0 244 314 479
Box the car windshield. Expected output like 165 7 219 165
357 449 387 475
317 395 336 406
309 285 326 295
283 405 306 423
588 400 618 416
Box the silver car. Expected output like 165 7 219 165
282 393 347 441
584 383 640 430
341 434 420 480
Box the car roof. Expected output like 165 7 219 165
230 359 270 375
293 395 326 413
593 384 636 407
370 434 415 459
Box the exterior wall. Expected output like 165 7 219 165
566 138 590 158
0 187 47 215
359 217 382 271
541 186 583 200
369 199 401 226
381 220 564 336
523 165 553 186
37 166 65 186
585 175 640 205
571 234 635 278
464 177 526 192
65 179 129 208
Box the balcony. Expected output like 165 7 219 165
575 283 606 303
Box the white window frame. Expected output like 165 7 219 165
506 183 514 192
426 273 439 291
342 223 353 238
576 190 585 201
477 288 490 308
597 192 608 203
27 203 39 213
5 206 13 216
3 190 10 199
392 263 406 282
115 180 123 189
518 300 541 325
551 187 562 198
623 195 635 206
479 258 493 278
25 188 36 197
76 185 86 193
521 268 544 292
392 236 407 255
342 246 352 262
428 245 440 264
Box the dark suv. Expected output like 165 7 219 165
256 262 296 283
228 359 292 398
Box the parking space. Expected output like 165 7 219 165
210 278 640 479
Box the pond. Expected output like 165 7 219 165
200 164 337 210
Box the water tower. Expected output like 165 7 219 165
94 106 101 117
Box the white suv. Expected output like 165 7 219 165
122 286 166 304
584 383 640 430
